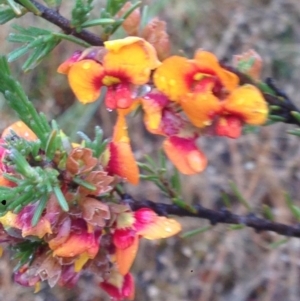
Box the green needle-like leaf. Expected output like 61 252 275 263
53 185 69 212
285 192 300 221
181 226 212 238
73 177 96 191
81 18 115 28
229 181 251 211
31 194 49 226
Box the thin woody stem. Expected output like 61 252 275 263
123 194 300 239
15 0 104 46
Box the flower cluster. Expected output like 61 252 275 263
0 121 181 300
58 37 268 178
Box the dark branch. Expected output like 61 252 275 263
123 194 300 238
15 0 104 46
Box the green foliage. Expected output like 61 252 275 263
11 240 42 271
100 0 141 37
285 192 300 221
16 0 40 14
8 25 61 71
262 204 274 221
229 181 252 211
138 152 192 211
181 225 212 238
0 56 51 146
43 0 62 9
77 126 109 158
71 0 94 32
0 3 26 24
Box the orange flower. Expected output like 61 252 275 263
141 92 207 174
51 227 100 258
215 85 268 138
106 112 139 185
58 37 160 109
180 77 222 128
113 208 181 275
2 121 37 141
163 136 207 175
153 50 238 103
154 50 268 138
222 85 268 125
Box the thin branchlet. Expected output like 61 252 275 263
15 0 104 46
123 194 300 238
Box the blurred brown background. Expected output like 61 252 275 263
1 0 300 300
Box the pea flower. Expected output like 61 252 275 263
154 50 268 138
58 37 160 110
141 92 207 174
113 207 181 275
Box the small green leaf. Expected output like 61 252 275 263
291 111 300 123
228 224 245 230
221 192 231 208
159 150 167 170
269 105 281 111
262 204 274 221
31 194 49 226
268 115 286 122
6 0 22 15
181 226 212 238
269 238 289 249
7 190 33 211
0 5 26 24
144 154 156 168
229 181 251 211
53 185 69 212
140 4 149 30
43 0 62 8
173 198 197 214
81 18 115 28
170 169 181 194
45 130 59 159
73 177 96 191
17 0 40 14
137 162 155 174
285 192 300 221
140 174 159 180
287 128 300 136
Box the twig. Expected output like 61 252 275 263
15 0 104 46
123 194 300 239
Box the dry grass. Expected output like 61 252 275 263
1 0 300 300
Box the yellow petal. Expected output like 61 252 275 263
74 252 90 272
153 55 196 102
0 211 17 227
194 50 239 91
223 85 268 125
163 137 207 175
68 59 104 104
139 216 181 240
116 236 139 275
107 141 139 185
2 121 37 141
104 37 160 85
180 91 221 128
